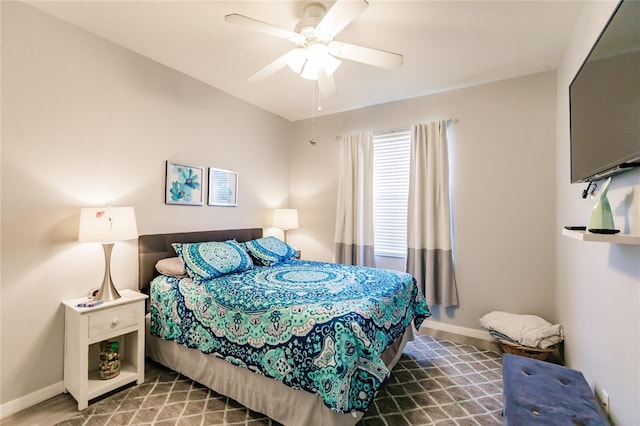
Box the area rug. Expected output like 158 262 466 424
57 334 503 425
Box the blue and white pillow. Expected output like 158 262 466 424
243 236 297 267
172 240 253 282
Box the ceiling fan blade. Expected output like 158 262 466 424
317 70 337 98
247 49 308 82
224 13 304 44
315 0 369 38
247 53 290 82
329 41 403 70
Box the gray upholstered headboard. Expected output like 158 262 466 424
138 228 263 294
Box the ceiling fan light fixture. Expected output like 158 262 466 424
300 60 319 80
306 42 327 62
284 48 307 74
300 57 341 80
297 43 341 80
322 54 341 77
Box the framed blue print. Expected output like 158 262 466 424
165 161 204 206
208 167 238 207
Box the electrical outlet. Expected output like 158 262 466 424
598 389 610 414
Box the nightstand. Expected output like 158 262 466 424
62 289 148 410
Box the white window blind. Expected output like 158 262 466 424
373 128 411 257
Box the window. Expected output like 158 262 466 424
373 128 411 257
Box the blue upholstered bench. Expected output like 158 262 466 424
502 354 608 425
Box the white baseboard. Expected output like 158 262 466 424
0 381 64 419
420 319 493 341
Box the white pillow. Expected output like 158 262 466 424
155 257 187 278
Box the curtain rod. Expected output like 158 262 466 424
335 118 459 140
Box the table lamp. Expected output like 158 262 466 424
78 206 138 301
273 208 298 243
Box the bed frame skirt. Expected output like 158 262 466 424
146 318 414 426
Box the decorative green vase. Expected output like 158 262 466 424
99 340 120 379
587 177 615 231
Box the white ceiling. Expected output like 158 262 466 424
27 1 585 122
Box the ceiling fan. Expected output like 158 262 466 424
224 0 403 98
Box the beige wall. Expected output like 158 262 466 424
290 71 558 331
1 2 291 406
555 1 640 424
3 1 639 423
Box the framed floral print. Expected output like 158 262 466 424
165 161 204 206
208 168 238 207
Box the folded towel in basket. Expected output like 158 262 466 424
480 311 564 349
489 330 518 344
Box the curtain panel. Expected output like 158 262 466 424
406 121 458 306
333 132 375 266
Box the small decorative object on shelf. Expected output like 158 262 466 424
587 177 618 234
99 340 120 379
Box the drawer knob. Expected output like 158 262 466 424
111 318 120 327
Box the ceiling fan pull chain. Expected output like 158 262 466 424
310 81 317 146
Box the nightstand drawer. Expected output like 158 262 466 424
88 304 139 338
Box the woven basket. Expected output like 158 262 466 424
498 339 555 361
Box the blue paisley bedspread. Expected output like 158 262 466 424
150 259 430 414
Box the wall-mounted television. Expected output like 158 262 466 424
569 0 640 183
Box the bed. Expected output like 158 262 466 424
139 228 430 426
